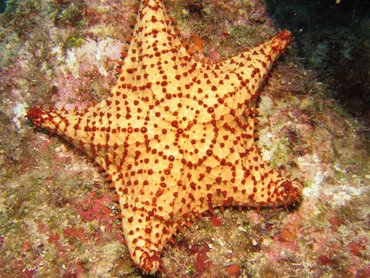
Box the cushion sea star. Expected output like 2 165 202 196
27 0 302 274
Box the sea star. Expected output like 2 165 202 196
27 0 302 274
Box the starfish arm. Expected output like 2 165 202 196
27 106 91 145
27 100 130 165
114 146 191 274
198 111 302 208
133 0 183 55
116 0 192 102
120 204 177 274
183 31 291 123
216 31 292 102
206 145 302 208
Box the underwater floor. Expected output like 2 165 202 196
0 0 369 277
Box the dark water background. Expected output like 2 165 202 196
0 0 8 13
266 0 370 128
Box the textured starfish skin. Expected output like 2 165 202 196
28 0 302 274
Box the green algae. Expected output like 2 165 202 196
66 34 85 48
227 24 274 48
54 1 86 27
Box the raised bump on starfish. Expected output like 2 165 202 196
27 0 302 274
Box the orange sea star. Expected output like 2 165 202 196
28 0 302 274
